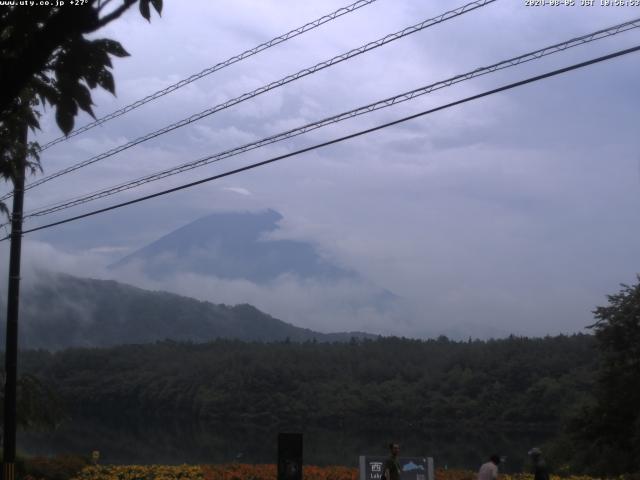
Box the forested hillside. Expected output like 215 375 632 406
4 273 374 349
20 335 596 431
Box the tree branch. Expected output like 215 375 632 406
0 0 142 118
96 0 137 28
97 0 115 13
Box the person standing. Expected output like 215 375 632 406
383 443 402 480
477 455 501 480
528 448 550 480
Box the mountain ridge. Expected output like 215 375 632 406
6 272 377 350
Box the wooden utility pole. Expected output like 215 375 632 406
2 123 27 480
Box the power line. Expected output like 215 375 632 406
4 0 495 201
7 44 639 241
20 17 640 219
37 0 380 152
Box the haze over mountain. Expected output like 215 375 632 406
108 209 398 312
5 273 376 350
110 210 357 283
11 210 518 342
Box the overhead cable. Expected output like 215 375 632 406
37 0 380 152
7 44 639 241
22 17 640 219
5 0 495 201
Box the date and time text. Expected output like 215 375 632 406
526 0 640 6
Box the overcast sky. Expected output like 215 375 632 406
2 0 640 338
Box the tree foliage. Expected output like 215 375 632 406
0 373 65 431
560 277 640 476
0 0 163 430
0 0 162 128
19 335 596 432
0 91 42 215
0 0 163 213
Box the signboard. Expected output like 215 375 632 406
359 456 434 480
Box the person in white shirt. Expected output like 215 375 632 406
477 455 501 480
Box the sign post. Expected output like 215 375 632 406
359 456 434 480
278 433 303 480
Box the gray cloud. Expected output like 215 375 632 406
3 0 639 338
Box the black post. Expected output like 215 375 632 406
278 433 303 480
2 123 27 480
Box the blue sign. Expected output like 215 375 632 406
359 456 434 480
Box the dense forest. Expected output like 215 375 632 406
19 335 596 431
10 278 640 476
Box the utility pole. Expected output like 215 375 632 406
3 122 27 480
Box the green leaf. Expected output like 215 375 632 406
73 83 95 118
24 109 41 131
150 0 162 15
139 0 151 21
32 77 58 107
55 103 75 135
88 43 112 69
97 70 115 95
96 38 129 58
84 68 99 89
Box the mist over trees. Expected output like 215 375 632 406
1 273 376 350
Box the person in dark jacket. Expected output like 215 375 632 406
383 443 401 480
528 447 550 480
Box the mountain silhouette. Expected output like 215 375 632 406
110 209 356 283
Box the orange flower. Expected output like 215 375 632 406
201 464 358 480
